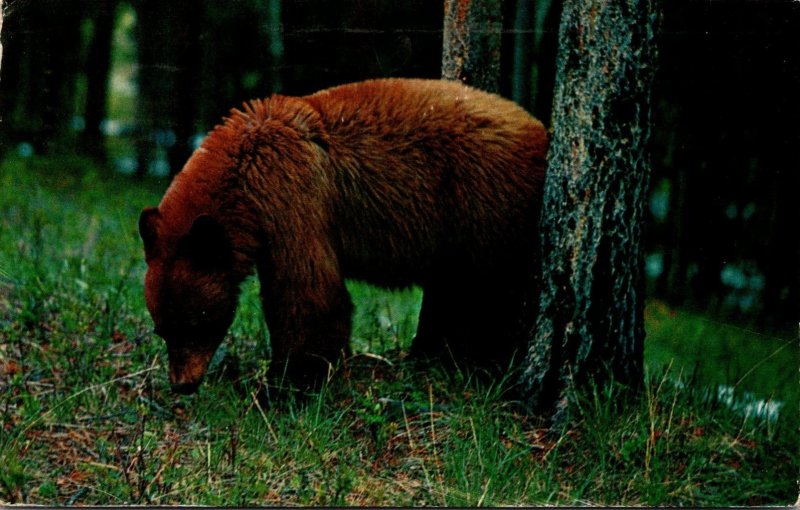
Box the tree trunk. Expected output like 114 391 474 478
0 0 4 77
133 0 200 178
265 0 284 94
519 0 659 423
133 0 167 179
510 0 532 107
79 0 119 161
166 2 202 176
4 0 84 154
511 0 559 118
441 0 502 92
530 0 560 125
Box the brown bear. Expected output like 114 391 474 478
139 78 547 394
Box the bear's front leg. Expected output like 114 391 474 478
257 253 353 393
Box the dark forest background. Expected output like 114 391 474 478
0 0 797 333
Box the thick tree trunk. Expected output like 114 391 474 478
441 0 502 92
519 0 659 422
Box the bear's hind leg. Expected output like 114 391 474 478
411 277 491 366
409 280 454 361
411 276 532 373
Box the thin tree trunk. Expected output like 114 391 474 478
664 166 687 303
512 0 556 115
441 0 503 92
762 171 800 332
531 0 560 124
519 0 659 423
166 2 202 176
31 0 84 153
510 0 532 107
0 0 4 77
266 0 284 94
133 0 163 179
80 0 119 161
134 0 191 178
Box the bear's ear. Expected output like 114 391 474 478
180 214 233 271
139 207 161 254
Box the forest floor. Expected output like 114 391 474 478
0 155 797 506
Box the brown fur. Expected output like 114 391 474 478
139 78 547 393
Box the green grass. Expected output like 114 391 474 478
0 154 797 505
645 301 798 412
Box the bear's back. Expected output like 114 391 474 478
305 78 542 150
303 79 547 285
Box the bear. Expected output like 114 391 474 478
139 78 547 395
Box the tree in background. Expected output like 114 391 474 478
133 0 202 179
646 1 799 332
79 0 119 162
441 0 502 92
133 0 278 178
261 0 284 94
519 0 659 422
281 0 441 96
507 0 560 125
0 0 4 75
0 1 85 153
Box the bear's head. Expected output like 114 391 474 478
139 207 239 394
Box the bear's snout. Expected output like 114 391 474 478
166 346 215 394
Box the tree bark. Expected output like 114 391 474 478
441 0 502 92
519 0 659 422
